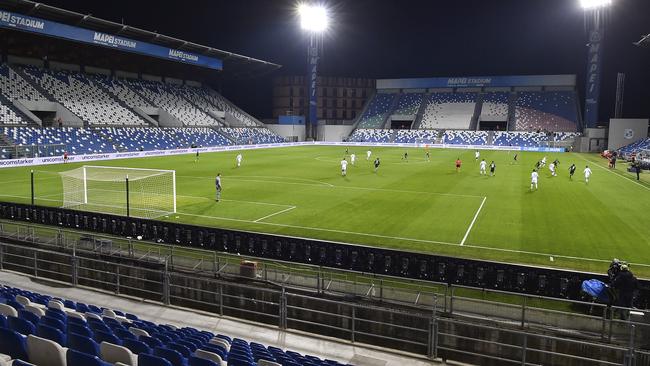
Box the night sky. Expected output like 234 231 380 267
38 0 650 123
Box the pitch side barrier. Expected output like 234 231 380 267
0 142 564 169
0 201 647 308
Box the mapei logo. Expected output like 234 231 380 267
623 129 634 140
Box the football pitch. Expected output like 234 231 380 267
0 145 648 277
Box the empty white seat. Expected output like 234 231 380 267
85 312 103 321
15 295 31 306
128 327 149 337
27 334 67 366
209 338 230 351
47 300 65 311
194 349 225 366
66 311 85 321
100 342 136 366
102 309 117 318
0 303 18 318
24 304 46 317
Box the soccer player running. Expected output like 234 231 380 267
425 150 430 162
584 165 593 184
455 158 462 173
479 159 487 175
215 173 222 202
366 150 372 161
340 157 348 177
350 153 356 166
195 149 200 163
569 163 576 180
530 169 539 191
489 161 496 176
541 156 547 168
475 150 480 161
512 152 518 165
236 153 243 168
374 157 381 173
549 162 557 177
403 151 408 161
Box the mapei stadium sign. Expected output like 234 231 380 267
0 10 222 70
377 75 577 90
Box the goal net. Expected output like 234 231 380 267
59 165 176 219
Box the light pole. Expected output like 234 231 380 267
299 3 329 140
580 0 612 129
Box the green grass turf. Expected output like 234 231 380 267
0 146 648 277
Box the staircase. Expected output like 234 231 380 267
212 126 237 144
90 77 157 127
486 131 495 145
390 129 398 143
381 93 400 129
470 93 484 131
506 92 517 131
9 65 57 102
411 92 430 130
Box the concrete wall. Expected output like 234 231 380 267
85 66 111 76
18 100 83 127
142 74 163 82
115 70 138 79
607 118 649 150
317 125 355 142
266 124 305 142
7 55 43 68
49 61 80 72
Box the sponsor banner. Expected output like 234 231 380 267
377 75 576 90
584 28 603 128
0 10 222 70
0 142 564 169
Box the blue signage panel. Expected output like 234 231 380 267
377 75 577 90
308 43 319 126
584 28 603 128
0 10 222 70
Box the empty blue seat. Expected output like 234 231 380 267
168 343 191 358
177 340 198 352
76 303 90 313
68 332 100 357
12 360 35 366
67 323 93 338
0 314 6 328
189 357 219 366
66 348 111 366
40 316 66 333
140 335 163 348
17 310 40 327
87 319 111 333
63 300 76 310
125 313 139 321
37 323 66 346
114 327 137 341
7 316 35 336
123 338 152 355
93 330 121 345
45 308 66 321
139 353 173 366
154 347 187 366
6 300 24 311
67 317 87 327
0 327 29 360
88 305 102 314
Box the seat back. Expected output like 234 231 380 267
0 327 29 360
47 300 65 311
18 310 40 327
194 349 223 365
140 335 163 348
153 347 186 366
209 338 230 351
36 323 66 346
15 295 31 306
0 303 18 318
189 356 219 366
68 332 100 357
67 323 93 338
138 353 173 366
26 334 66 366
129 326 150 337
41 316 66 333
23 305 45 318
66 348 110 366
100 341 136 366
94 330 121 345
122 338 152 355
114 327 136 341
8 316 36 336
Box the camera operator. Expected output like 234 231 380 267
612 264 638 320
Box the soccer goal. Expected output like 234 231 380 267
58 165 176 219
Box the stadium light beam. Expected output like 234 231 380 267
299 4 329 33
580 0 612 9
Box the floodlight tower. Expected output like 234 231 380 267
580 0 612 129
299 3 329 140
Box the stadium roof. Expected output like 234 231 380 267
0 0 282 78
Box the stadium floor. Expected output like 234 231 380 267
0 146 648 277
0 270 450 366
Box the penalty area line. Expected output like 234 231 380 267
253 206 296 223
460 196 486 246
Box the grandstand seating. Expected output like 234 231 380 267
0 64 49 102
392 93 423 115
442 130 488 145
480 92 509 119
553 132 581 142
0 127 116 157
0 284 351 366
98 127 232 151
419 92 477 130
21 66 147 126
347 129 392 143
0 102 26 126
617 137 650 159
356 93 396 129
193 87 262 127
221 128 284 144
393 129 439 143
493 131 548 147
513 91 578 132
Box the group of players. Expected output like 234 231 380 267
528 154 592 191
340 148 380 176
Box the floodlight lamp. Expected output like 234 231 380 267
580 0 612 9
299 3 329 33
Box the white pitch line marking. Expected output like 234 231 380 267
460 196 486 246
253 206 296 223
575 154 649 191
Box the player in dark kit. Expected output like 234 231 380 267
512 153 518 164
403 152 408 161
215 173 222 202
569 163 576 180
373 157 381 173
490 161 496 176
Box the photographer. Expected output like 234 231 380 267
612 264 638 320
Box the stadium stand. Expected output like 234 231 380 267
0 127 116 156
513 91 579 132
0 64 49 102
493 131 548 147
196 87 262 127
20 66 147 126
553 131 581 142
393 129 439 143
0 284 352 366
442 130 488 145
347 129 392 143
617 137 650 159
221 127 284 144
392 93 424 115
419 92 477 130
480 92 509 119
0 102 26 126
97 127 233 151
356 93 396 129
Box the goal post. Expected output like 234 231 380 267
59 165 177 219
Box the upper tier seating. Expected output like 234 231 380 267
98 127 232 152
356 93 397 129
0 284 352 366
513 91 578 132
480 92 509 119
419 92 477 129
493 131 549 147
0 127 116 157
21 67 147 126
442 130 488 145
553 132 581 142
392 93 424 115
220 128 284 144
187 87 262 127
393 129 439 143
0 102 26 126
124 79 221 127
617 137 650 159
348 129 392 143
90 75 155 110
0 64 49 102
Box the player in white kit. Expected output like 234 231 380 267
366 150 372 161
479 159 487 175
584 165 592 184
350 153 356 165
341 158 348 176
530 169 539 191
236 153 242 167
475 150 480 161
549 162 557 177
541 156 547 168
